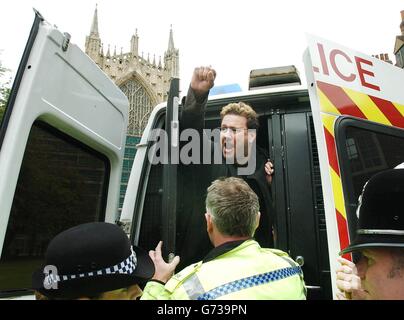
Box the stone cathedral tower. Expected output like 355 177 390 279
85 5 180 136
394 10 404 68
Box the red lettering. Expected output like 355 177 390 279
330 49 356 82
317 43 329 75
355 57 380 91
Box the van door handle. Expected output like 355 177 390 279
295 256 304 267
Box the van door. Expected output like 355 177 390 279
0 11 128 298
304 34 404 298
273 110 332 299
161 78 180 258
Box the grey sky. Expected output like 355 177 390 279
0 0 403 92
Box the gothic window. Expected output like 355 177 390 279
397 47 404 68
119 79 154 136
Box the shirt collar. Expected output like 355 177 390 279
202 239 250 263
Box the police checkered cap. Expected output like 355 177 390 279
44 247 138 286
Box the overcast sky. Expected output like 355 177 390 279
0 0 403 92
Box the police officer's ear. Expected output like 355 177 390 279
205 212 214 233
255 212 261 229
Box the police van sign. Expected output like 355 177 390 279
305 34 404 105
304 34 404 297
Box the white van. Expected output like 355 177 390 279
1 12 404 300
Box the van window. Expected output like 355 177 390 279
0 121 109 296
136 114 166 256
137 162 164 252
336 118 404 237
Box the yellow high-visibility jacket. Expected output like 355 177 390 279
141 239 306 300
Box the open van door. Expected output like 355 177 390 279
304 35 404 298
0 10 128 298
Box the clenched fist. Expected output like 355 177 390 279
191 66 216 97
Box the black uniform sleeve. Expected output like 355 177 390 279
180 86 209 133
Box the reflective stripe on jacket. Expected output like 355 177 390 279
141 240 306 300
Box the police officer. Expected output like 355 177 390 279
337 168 404 300
141 177 306 300
32 222 155 300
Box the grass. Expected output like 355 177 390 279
0 259 43 291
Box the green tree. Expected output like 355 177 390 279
0 54 11 121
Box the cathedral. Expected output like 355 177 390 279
84 5 179 136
